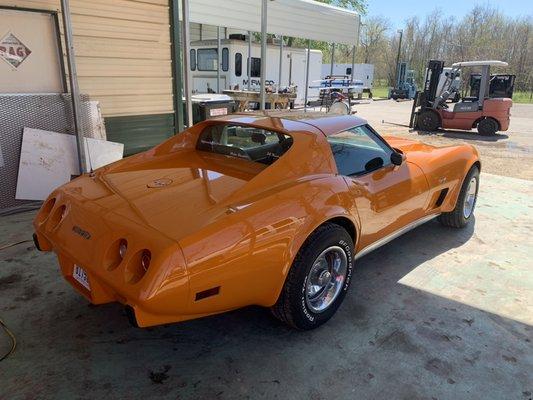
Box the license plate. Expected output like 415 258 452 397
73 264 91 291
210 107 228 117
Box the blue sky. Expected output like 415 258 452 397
367 0 533 29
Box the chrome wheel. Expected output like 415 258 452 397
305 246 348 313
463 177 477 218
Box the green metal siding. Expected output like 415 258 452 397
105 114 175 156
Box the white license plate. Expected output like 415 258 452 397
73 264 91 291
210 107 228 117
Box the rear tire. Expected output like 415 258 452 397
417 110 440 131
477 118 498 135
438 166 479 228
271 223 354 330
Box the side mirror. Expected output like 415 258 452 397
390 152 406 166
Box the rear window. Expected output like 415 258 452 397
197 124 293 165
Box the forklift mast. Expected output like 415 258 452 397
396 62 407 87
423 60 444 104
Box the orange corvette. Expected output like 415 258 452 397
33 114 480 329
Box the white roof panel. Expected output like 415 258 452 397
188 0 360 45
452 60 508 68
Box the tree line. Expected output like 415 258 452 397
309 4 531 92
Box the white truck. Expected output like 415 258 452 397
189 37 323 104
321 63 374 93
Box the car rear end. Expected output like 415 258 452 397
33 176 190 327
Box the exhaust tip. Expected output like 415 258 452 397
124 306 139 328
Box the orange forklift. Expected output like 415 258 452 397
410 60 514 135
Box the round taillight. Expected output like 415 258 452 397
48 204 66 229
124 249 151 284
141 250 151 271
119 240 128 259
37 197 56 224
105 239 127 271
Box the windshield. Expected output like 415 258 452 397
196 124 293 166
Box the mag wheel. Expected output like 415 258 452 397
271 223 354 330
438 166 479 228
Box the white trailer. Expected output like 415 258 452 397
190 38 323 104
321 63 374 90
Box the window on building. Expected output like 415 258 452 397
247 57 261 77
235 53 242 76
190 49 196 71
197 48 218 71
222 48 229 71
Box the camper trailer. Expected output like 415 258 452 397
322 63 374 92
190 37 323 104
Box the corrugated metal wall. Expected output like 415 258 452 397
0 0 173 117
0 0 175 154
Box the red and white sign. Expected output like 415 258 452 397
0 32 32 68
210 107 228 117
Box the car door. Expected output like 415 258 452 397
327 125 429 251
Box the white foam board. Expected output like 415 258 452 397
15 128 124 201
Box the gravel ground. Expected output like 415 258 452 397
349 100 533 180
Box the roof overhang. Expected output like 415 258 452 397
452 60 508 68
187 0 360 45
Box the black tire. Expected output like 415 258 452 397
477 118 498 136
271 223 354 330
417 110 440 131
438 166 480 228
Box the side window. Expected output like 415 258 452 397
346 67 352 75
222 48 229 72
327 125 393 176
190 49 196 71
235 53 242 77
197 48 217 71
248 57 261 77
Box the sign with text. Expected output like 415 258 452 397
0 32 31 68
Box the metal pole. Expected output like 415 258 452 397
170 0 184 132
278 35 283 91
217 26 221 93
260 0 267 110
247 31 252 91
60 0 87 174
394 29 403 86
304 39 310 112
181 0 193 126
351 45 355 82
330 43 335 76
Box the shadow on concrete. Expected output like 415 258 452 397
1 217 532 400
412 128 509 142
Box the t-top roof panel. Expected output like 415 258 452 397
188 0 360 46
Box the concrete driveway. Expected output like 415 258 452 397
1 172 531 400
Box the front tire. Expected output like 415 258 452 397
438 166 479 228
417 110 440 131
271 223 354 330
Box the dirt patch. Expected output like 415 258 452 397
14 284 42 302
0 273 22 287
149 365 171 384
